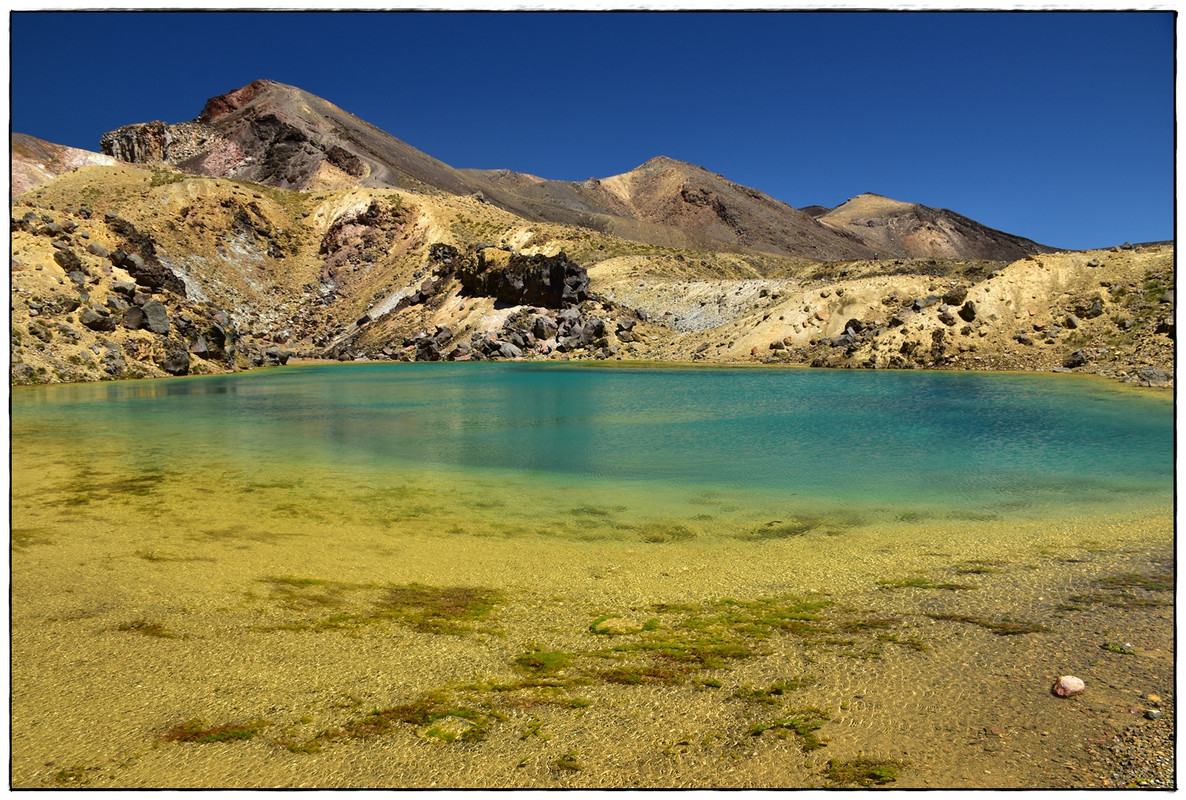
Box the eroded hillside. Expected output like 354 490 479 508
10 162 1174 388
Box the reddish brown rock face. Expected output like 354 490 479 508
198 79 268 123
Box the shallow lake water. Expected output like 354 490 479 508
12 362 1173 540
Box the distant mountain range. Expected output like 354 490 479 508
93 79 1056 262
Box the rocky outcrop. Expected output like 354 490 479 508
99 120 222 166
458 249 590 309
103 215 188 295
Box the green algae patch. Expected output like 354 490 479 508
1060 569 1174 610
514 648 574 676
732 678 816 704
878 575 975 591
749 708 830 750
162 718 269 744
378 584 504 634
825 756 907 786
347 693 496 743
115 619 179 639
258 578 504 635
925 613 1049 635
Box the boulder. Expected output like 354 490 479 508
1064 350 1089 368
79 306 116 332
158 344 191 376
141 300 171 335
262 346 290 366
958 301 977 322
1134 367 1172 387
122 306 145 330
532 314 558 340
53 249 82 271
942 286 968 306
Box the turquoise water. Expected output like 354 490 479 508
12 363 1173 530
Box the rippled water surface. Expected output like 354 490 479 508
12 363 1173 534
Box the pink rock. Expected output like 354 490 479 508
1053 675 1086 697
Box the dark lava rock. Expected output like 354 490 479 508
104 216 187 295
1014 333 1034 346
158 343 191 376
459 250 590 308
532 314 558 340
79 306 116 332
958 301 977 322
262 346 290 367
942 286 968 306
1065 349 1089 368
87 242 109 258
141 300 171 335
122 307 146 330
1133 367 1172 387
53 249 82 271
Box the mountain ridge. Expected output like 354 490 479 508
96 79 1051 263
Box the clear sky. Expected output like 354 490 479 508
9 9 1176 251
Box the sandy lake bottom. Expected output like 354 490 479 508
10 454 1174 788
10 365 1174 788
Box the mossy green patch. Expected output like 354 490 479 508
925 613 1049 635
878 575 974 591
379 584 504 634
553 751 584 772
258 578 504 635
514 648 573 676
162 718 269 743
733 677 815 703
116 619 178 638
1060 571 1174 610
749 708 830 750
825 756 907 786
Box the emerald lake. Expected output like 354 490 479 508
11 364 1173 539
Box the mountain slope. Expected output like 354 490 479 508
100 79 494 196
12 133 117 197
96 80 1051 263
466 157 878 261
11 153 1173 389
815 193 1057 260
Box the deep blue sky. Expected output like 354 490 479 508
10 10 1175 250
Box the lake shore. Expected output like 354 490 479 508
11 489 1173 788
